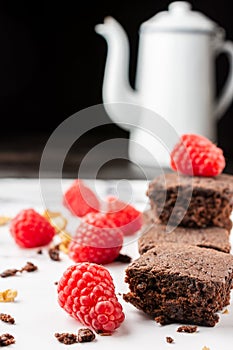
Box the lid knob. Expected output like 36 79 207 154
168 1 192 13
140 0 218 34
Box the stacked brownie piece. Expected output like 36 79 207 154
138 224 231 254
148 173 233 231
124 173 233 327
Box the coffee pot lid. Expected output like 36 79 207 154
141 2 222 34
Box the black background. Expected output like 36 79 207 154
1 0 233 159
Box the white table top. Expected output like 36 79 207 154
0 178 233 350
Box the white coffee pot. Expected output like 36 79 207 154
95 2 233 167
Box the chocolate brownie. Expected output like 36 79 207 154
138 224 231 254
147 173 233 230
124 243 233 327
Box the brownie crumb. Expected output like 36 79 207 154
166 336 174 344
54 333 78 345
21 262 38 273
0 314 15 325
0 334 15 346
49 245 61 261
37 249 43 255
77 328 95 343
1 262 37 278
0 269 19 278
96 330 112 336
177 325 197 333
54 281 58 285
115 253 132 263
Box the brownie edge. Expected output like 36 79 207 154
138 223 231 254
124 243 233 327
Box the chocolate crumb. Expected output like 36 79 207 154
49 245 61 261
77 328 95 343
1 262 37 278
96 330 112 336
166 336 174 344
0 269 18 278
54 281 58 285
37 249 43 255
54 333 78 345
177 325 197 333
0 334 15 346
115 253 132 263
21 262 38 273
0 314 15 325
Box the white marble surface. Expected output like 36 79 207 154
0 178 233 350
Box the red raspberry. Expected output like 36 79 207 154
171 134 225 177
68 213 123 264
10 209 56 248
106 197 142 236
63 180 100 217
57 263 125 333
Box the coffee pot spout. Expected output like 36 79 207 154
95 17 139 130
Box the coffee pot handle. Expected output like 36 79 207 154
214 41 233 119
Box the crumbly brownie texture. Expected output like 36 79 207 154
123 243 233 327
77 328 95 343
138 224 231 254
54 333 78 345
0 334 15 347
0 313 15 324
48 245 61 261
147 173 233 230
177 325 197 333
166 336 174 343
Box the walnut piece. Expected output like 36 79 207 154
0 216 11 226
222 308 229 314
0 289 17 303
